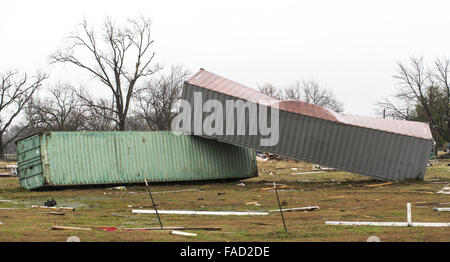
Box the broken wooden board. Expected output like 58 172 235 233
52 225 92 231
41 212 66 216
32 205 74 211
259 185 294 191
132 209 269 216
268 206 320 212
365 182 393 188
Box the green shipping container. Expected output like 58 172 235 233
16 131 258 190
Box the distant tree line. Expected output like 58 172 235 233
257 80 345 113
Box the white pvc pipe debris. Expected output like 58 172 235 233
407 202 412 226
170 230 197 237
132 209 269 216
326 221 450 227
326 202 450 227
434 207 450 212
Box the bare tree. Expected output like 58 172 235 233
50 16 160 131
0 71 47 158
284 80 344 113
75 88 117 131
257 83 283 100
26 83 88 131
376 57 450 144
135 65 191 130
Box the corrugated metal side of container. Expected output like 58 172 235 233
39 131 256 187
16 134 45 190
182 83 433 181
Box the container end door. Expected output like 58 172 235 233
17 134 44 190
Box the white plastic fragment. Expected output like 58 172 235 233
170 230 197 237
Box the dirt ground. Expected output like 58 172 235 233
0 158 449 242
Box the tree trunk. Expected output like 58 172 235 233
0 135 4 160
118 115 126 131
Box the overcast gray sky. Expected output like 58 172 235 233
1 0 450 116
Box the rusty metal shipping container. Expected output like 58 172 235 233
16 131 257 190
180 69 434 181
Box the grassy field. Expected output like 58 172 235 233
0 158 449 242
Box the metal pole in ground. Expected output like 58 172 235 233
144 179 163 229
273 182 287 232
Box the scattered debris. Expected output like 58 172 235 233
197 198 204 201
132 209 269 216
290 171 324 175
328 195 347 199
263 183 285 186
126 204 160 208
32 205 74 211
313 165 337 171
326 203 450 227
106 186 127 191
245 201 258 205
434 208 450 212
367 236 381 242
259 185 294 191
141 188 200 195
365 182 393 188
437 187 450 195
66 236 81 242
256 156 268 162
44 198 57 207
170 230 197 237
236 183 246 186
252 222 271 226
111 213 158 220
41 212 66 216
52 225 92 231
268 206 320 212
349 206 367 211
217 192 226 195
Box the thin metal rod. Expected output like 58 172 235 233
273 182 287 232
144 179 163 229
